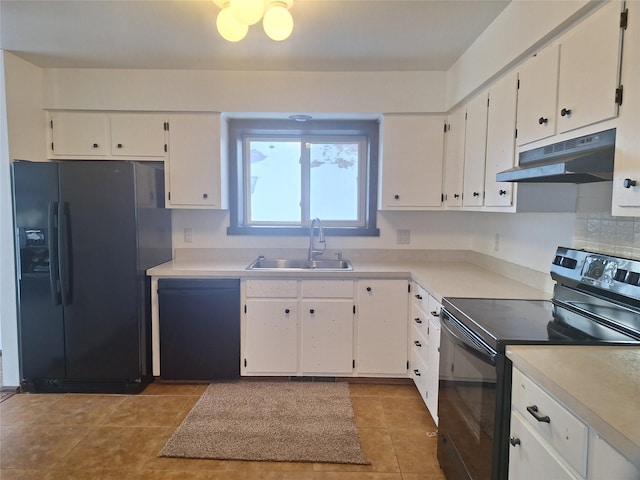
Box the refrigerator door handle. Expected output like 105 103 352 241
48 202 61 305
59 202 72 306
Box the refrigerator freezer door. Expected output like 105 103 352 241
13 161 66 380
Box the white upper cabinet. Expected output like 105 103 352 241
49 112 109 157
165 113 228 209
516 43 560 146
110 114 167 157
49 112 167 159
556 1 624 134
443 105 466 207
485 71 518 207
379 114 445 210
517 2 624 146
612 2 640 214
462 91 489 207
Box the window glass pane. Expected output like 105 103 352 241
247 140 301 223
309 141 360 221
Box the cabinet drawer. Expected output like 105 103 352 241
412 282 428 310
427 295 442 318
410 347 428 403
245 280 298 298
411 325 428 364
302 280 354 298
411 302 429 338
511 367 588 477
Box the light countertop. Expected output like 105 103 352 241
147 250 551 303
507 345 640 466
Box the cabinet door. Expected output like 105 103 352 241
110 114 166 158
485 71 518 207
612 0 640 212
356 280 408 375
49 112 109 157
166 114 224 208
379 115 444 209
443 105 466 207
301 300 353 374
509 412 580 480
462 92 488 207
244 299 298 374
557 1 623 134
516 44 559 146
426 315 441 425
588 431 640 480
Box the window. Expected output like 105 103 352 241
228 119 379 236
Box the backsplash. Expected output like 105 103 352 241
573 183 640 260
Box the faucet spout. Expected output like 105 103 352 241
308 218 326 261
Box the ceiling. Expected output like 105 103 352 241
0 0 510 72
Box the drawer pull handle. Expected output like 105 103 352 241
430 310 439 317
415 294 423 300
414 340 422 347
526 405 550 423
413 369 421 376
414 317 422 324
510 436 521 447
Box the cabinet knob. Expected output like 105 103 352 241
285 308 290 314
117 143 123 149
413 369 421 376
414 340 422 347
453 194 460 199
473 192 480 197
560 108 572 117
203 193 209 199
499 189 507 196
366 286 372 292
394 194 400 200
92 143 99 148
538 117 548 125
623 178 637 189
509 436 521 447
309 309 315 314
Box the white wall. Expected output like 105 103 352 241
43 69 447 113
0 52 46 387
445 0 596 109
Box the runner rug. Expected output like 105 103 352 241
159 381 370 465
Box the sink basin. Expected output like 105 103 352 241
246 257 354 271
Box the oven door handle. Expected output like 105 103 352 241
442 314 497 365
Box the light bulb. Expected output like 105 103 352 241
230 0 264 25
216 6 249 42
263 3 293 41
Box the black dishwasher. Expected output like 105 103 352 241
158 278 240 380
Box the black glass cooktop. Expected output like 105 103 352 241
442 297 640 353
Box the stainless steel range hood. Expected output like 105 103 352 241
496 128 616 183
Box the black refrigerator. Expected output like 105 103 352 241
12 160 172 393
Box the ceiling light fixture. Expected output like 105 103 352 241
213 0 294 42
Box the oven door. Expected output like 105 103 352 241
437 310 499 480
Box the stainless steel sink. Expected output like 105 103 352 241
246 257 354 271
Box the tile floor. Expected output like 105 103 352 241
0 381 445 480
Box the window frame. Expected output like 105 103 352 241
227 118 380 237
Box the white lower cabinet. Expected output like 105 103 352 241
301 299 353 374
410 281 442 425
356 280 409 376
509 366 640 480
242 277 412 378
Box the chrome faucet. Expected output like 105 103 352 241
308 218 326 261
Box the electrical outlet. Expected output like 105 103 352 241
184 228 193 243
397 229 411 245
494 233 500 252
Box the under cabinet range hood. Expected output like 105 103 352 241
496 128 616 183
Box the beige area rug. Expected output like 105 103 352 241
159 381 371 465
